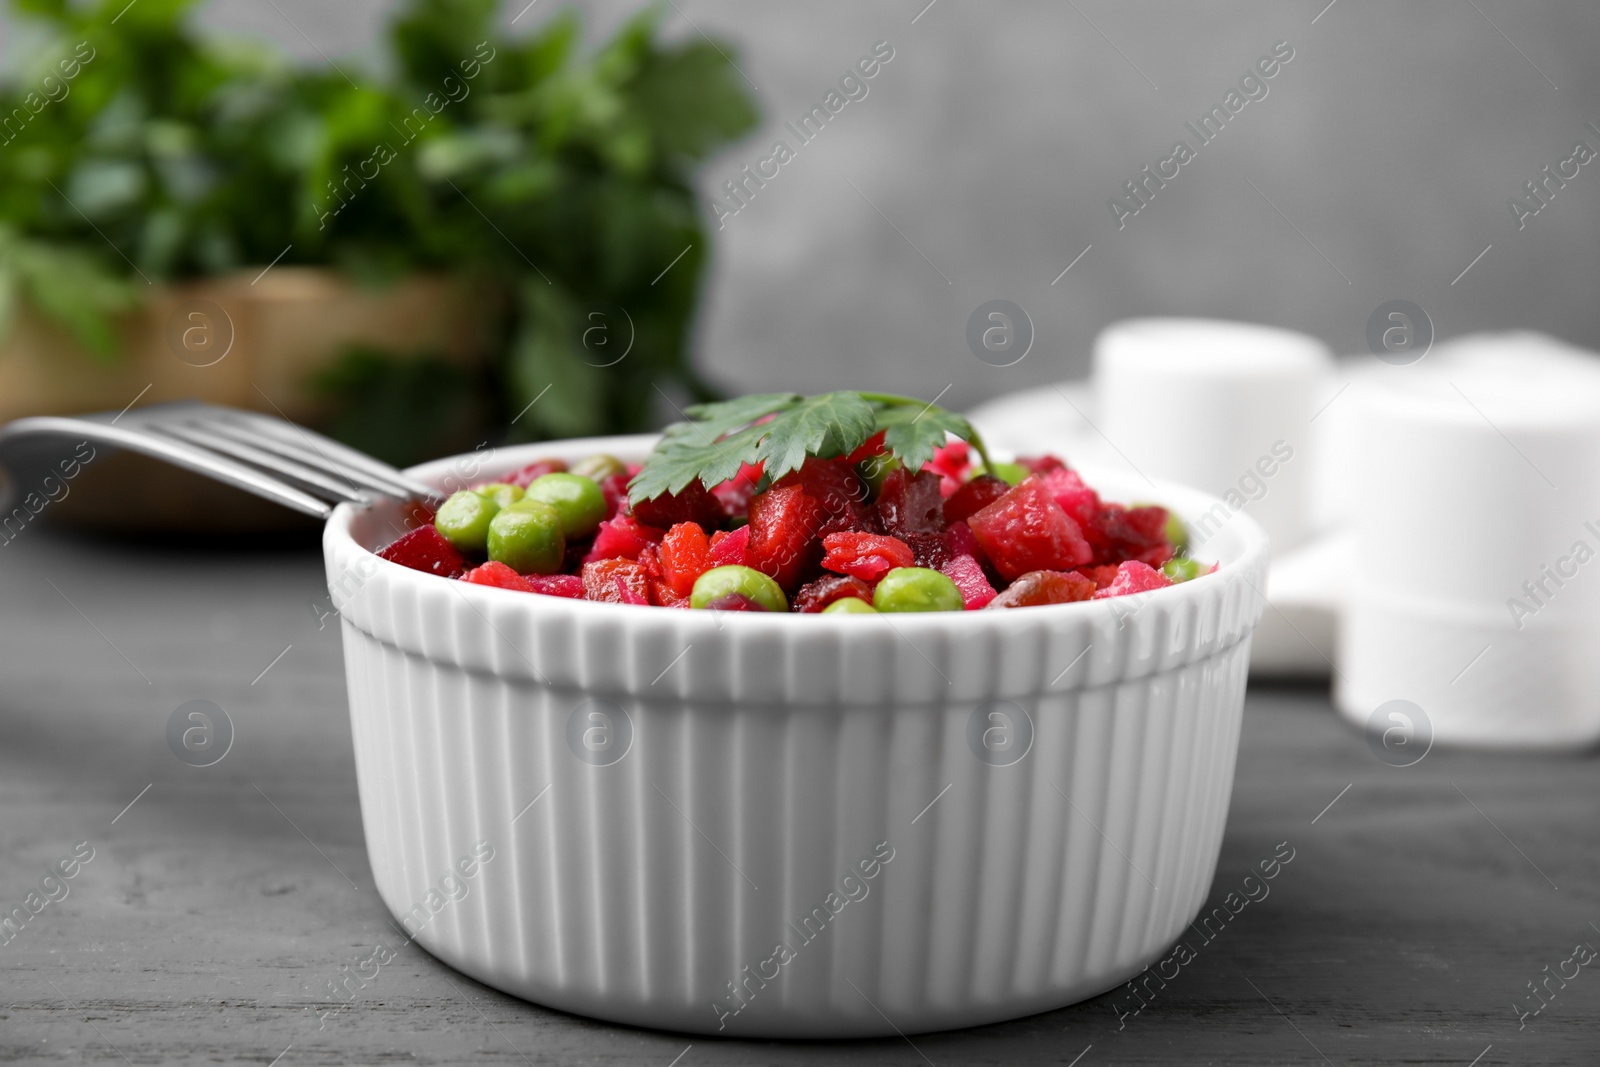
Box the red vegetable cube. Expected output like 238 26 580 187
633 480 724 530
794 573 874 613
506 459 568 488
525 573 585 598
1092 560 1173 599
583 515 666 563
1040 467 1100 528
650 578 692 608
711 462 764 519
1077 564 1121 591
581 558 650 603
967 477 1092 581
1017 454 1066 476
1083 503 1173 567
776 457 870 531
378 525 468 579
708 524 751 567
946 520 979 560
875 467 945 536
462 560 534 591
943 474 1010 525
821 531 915 582
986 569 1096 609
747 484 826 592
928 440 972 481
845 430 888 464
659 522 712 597
939 554 997 609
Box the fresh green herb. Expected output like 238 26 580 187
0 0 758 444
629 391 992 504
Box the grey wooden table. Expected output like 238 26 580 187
1 528 1596 1065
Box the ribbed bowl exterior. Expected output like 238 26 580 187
324 436 1269 1038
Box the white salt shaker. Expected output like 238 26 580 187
1094 317 1333 554
1336 334 1600 748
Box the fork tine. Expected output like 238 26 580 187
0 414 333 519
150 422 377 504
209 408 443 501
204 406 451 502
194 418 409 500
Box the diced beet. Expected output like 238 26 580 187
649 577 692 608
794 573 874 613
506 459 568 488
581 559 650 603
821 531 914 582
777 457 870 530
940 555 997 609
928 440 972 481
632 480 724 530
747 484 826 592
599 472 632 520
708 524 751 567
525 573 585 598
711 462 764 519
660 522 712 597
967 478 1092 581
583 515 666 563
637 544 664 580
377 525 468 579
902 532 950 571
1017 455 1066 475
986 569 1096 609
945 472 1009 526
946 520 979 559
462 560 534 591
875 467 945 536
1082 503 1173 567
1077 564 1121 591
707 593 767 612
1040 467 1100 528
845 430 887 464
1092 560 1173 599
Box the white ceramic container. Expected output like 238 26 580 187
1336 341 1600 748
1095 317 1332 555
322 435 1269 1038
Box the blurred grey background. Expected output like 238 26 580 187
12 0 1595 414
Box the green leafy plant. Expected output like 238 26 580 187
629 391 992 504
0 0 758 448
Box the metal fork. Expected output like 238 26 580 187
0 401 441 520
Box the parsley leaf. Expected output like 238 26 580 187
873 403 974 476
628 390 991 505
752 391 876 481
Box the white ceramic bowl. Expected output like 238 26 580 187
322 434 1270 1038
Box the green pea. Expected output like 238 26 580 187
475 482 524 509
524 472 606 538
569 454 627 482
487 499 566 575
690 565 788 612
435 489 500 554
873 567 964 613
1162 557 1205 583
822 597 878 614
1165 512 1189 555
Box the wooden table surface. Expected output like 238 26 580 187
1 528 1596 1066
